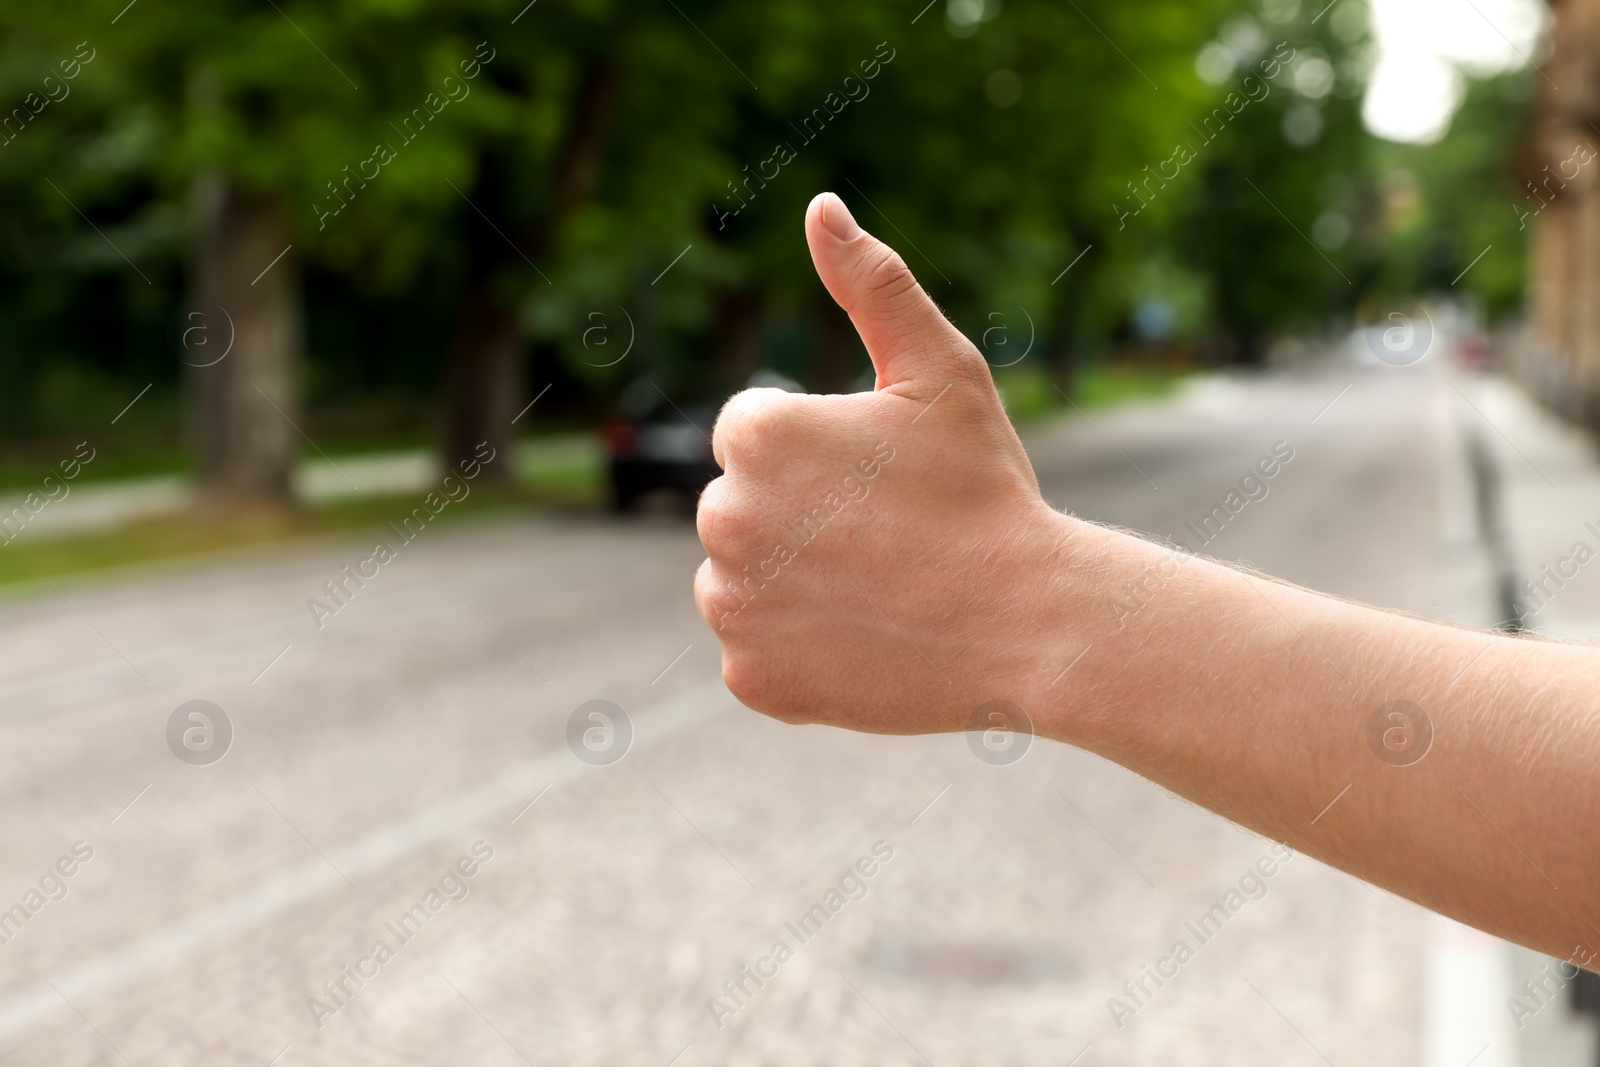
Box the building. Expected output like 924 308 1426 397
1515 0 1600 426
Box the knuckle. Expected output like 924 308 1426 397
713 388 793 466
696 494 759 558
739 403 784 450
694 476 732 548
695 562 750 632
948 339 995 383
721 655 771 710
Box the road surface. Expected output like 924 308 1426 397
0 358 1587 1066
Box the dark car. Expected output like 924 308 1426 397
602 373 800 513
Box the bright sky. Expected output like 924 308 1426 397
1362 0 1546 143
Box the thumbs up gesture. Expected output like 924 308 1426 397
694 192 1076 734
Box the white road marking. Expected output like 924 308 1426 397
1423 914 1517 1067
0 680 736 1042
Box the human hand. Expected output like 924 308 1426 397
693 192 1083 735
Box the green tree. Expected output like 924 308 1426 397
1177 3 1374 362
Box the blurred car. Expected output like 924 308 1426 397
1453 331 1494 372
601 371 801 512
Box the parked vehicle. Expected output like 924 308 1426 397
601 372 801 513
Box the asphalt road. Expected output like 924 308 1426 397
0 359 1575 1066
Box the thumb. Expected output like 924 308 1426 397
805 191 984 399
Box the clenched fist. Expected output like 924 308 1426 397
694 192 1088 736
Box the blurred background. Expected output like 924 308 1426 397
0 0 1555 538
2 0 1600 1064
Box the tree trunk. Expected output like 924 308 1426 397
191 177 300 505
1050 238 1098 398
443 292 523 486
441 59 619 484
714 289 763 390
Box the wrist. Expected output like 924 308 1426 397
1004 508 1134 748
1017 514 1225 753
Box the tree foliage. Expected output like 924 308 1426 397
0 0 1538 480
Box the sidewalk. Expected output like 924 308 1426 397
1449 370 1600 1067
1466 374 1600 640
0 435 602 541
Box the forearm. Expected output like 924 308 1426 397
1040 515 1600 962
